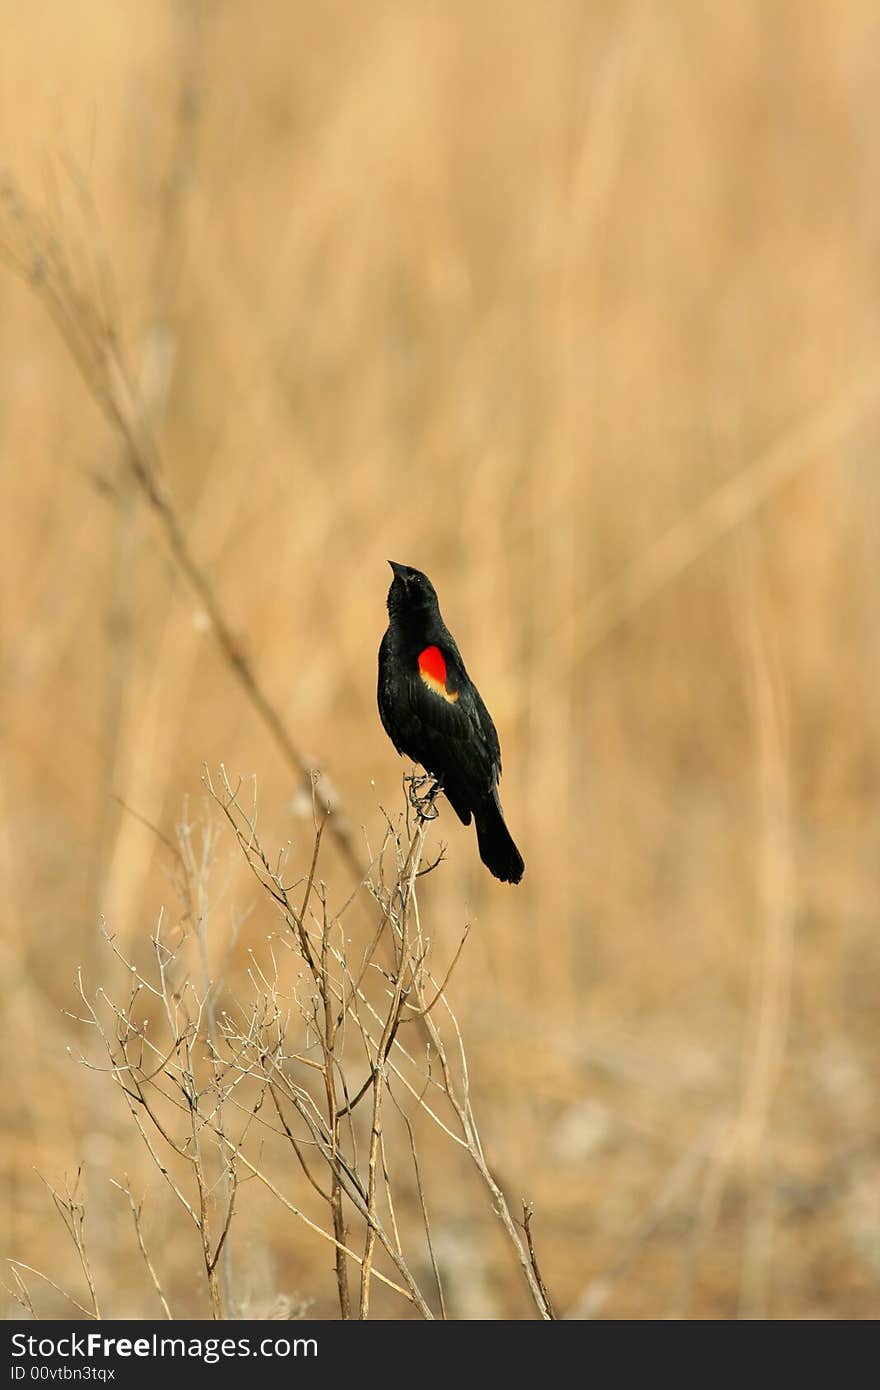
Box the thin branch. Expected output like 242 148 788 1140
111 1179 173 1319
520 1202 558 1320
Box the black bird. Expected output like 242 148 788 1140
377 561 524 884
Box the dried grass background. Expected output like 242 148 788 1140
2 0 880 1318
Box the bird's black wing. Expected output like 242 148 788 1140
398 645 502 821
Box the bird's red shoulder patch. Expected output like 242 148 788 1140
418 646 459 703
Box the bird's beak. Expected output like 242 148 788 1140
388 561 408 582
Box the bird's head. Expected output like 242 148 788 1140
386 561 440 620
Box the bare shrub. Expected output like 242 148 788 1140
6 772 554 1320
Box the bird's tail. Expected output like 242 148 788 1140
474 789 524 885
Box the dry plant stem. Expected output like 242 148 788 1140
414 995 553 1317
5 1260 94 1320
207 768 431 1316
359 820 423 1319
0 179 364 881
208 778 442 1316
161 950 230 1320
80 958 420 1310
207 1123 429 1312
5 1172 102 1319
3 1265 37 1318
74 936 239 1320
386 822 554 1320
331 818 549 1317
358 1072 383 1320
520 1203 557 1320
208 770 352 1317
318 883 352 1319
209 1061 432 1314
377 1131 403 1257
111 1178 173 1319
393 1092 447 1318
337 807 429 1038
41 1171 101 1320
178 816 237 1314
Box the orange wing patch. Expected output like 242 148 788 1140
418 645 459 703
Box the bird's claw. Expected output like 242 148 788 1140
405 773 442 822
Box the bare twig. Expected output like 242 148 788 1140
111 1178 173 1319
520 1202 558 1320
36 1170 101 1320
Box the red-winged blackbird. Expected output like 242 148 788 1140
378 561 524 884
